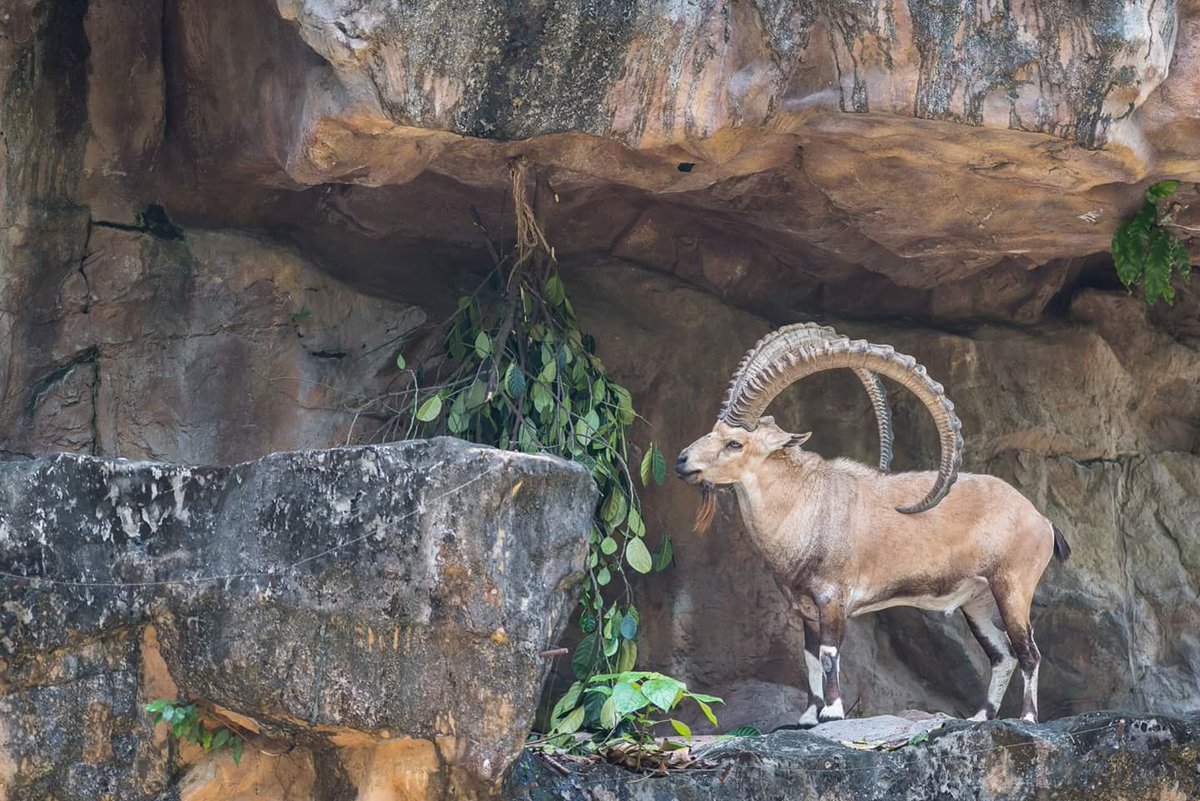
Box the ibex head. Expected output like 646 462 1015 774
677 322 964 523
676 417 810 486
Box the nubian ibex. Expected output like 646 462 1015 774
676 324 1070 725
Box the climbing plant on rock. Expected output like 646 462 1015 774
391 159 686 745
1111 180 1193 304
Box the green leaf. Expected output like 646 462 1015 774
146 699 168 713
552 682 584 724
601 491 627 528
627 505 645 537
730 725 762 737
653 535 674 572
546 274 566 307
604 634 620 657
651 442 667 485
556 704 586 735
696 700 719 727
415 394 442 422
625 537 653 574
202 728 214 750
596 566 611 586
572 633 598 679
670 719 693 740
641 676 685 712
506 365 527 399
599 536 618 555
620 610 638 640
611 681 650 717
600 696 618 730
474 331 493 358
617 640 637 673
539 359 557 384
161 706 175 723
212 728 230 750
231 738 244 765
1146 180 1180 202
395 353 406 370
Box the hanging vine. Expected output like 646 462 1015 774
390 159 691 747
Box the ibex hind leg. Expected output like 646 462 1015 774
991 579 1041 723
961 594 1017 721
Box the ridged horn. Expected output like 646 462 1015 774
721 323 895 471
720 331 962 514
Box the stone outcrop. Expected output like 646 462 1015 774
0 439 597 800
506 711 1200 801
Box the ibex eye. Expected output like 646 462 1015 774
726 441 743 450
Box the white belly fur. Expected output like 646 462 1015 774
850 577 989 617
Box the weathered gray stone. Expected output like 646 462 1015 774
505 712 1200 801
0 438 597 799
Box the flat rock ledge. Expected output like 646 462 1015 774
1 438 597 801
505 712 1200 801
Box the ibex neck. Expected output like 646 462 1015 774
733 452 826 573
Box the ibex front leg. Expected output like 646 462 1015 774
817 598 846 722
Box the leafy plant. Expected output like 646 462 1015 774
388 159 691 747
1111 180 1192 304
542 671 722 758
146 699 244 764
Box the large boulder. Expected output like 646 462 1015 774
0 438 597 800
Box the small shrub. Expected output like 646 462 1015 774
1111 180 1192 304
145 699 244 764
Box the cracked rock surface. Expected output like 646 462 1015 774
0 439 596 800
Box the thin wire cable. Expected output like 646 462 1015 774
0 462 505 590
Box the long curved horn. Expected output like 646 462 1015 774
721 323 895 471
721 332 961 514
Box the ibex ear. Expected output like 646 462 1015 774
786 431 812 448
759 415 776 426
763 429 810 451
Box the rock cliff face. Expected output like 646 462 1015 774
3 0 1200 798
0 440 597 799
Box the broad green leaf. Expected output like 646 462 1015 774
465 379 489 410
146 700 168 713
627 505 645 537
599 536 618 555
546 275 566 307
611 681 650 717
505 364 527 399
212 728 230 750
641 676 684 712
231 738 244 765
395 353 406 370
617 640 637 673
161 706 175 723
474 331 493 358
552 682 584 724
600 696 618 730
601 491 627 528
625 536 653 574
619 610 638 640
604 634 620 657
596 566 611 586
670 719 693 740
556 704 586 735
415 394 442 422
572 633 598 679
640 448 654 486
